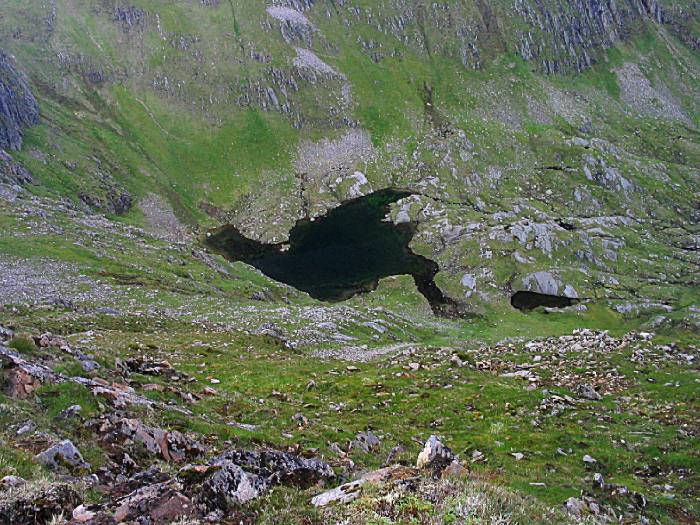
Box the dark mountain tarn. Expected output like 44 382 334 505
205 189 466 317
511 291 580 310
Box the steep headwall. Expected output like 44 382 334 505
0 51 39 151
513 0 664 73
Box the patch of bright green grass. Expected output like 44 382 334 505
8 337 38 355
37 382 100 419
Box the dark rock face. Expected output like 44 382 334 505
514 0 664 73
662 4 700 50
0 51 39 151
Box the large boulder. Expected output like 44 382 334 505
35 440 90 472
193 448 334 512
523 271 560 296
197 461 269 511
0 51 39 151
0 345 58 399
112 482 191 525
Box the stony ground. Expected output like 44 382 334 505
0 292 697 523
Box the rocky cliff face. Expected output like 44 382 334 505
513 0 662 73
269 0 676 74
0 51 39 151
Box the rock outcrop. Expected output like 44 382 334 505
0 150 32 186
209 448 334 488
0 483 81 525
0 344 59 399
89 414 206 463
112 481 192 524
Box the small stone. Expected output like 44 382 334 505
471 450 485 463
311 479 364 507
59 405 82 418
350 431 380 454
0 475 26 488
449 355 464 368
80 359 100 372
582 454 597 464
565 496 586 516
416 435 455 474
311 465 413 507
72 504 96 523
593 472 605 488
96 307 120 316
16 421 35 435
292 412 309 427
442 460 468 478
578 384 602 401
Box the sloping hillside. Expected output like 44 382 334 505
0 1 698 524
1 0 698 314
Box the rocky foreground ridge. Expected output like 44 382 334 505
0 322 697 524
